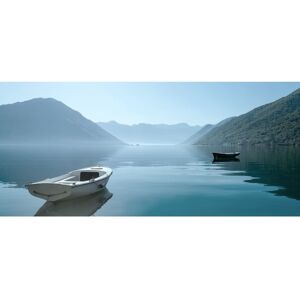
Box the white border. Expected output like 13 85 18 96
1 218 300 300
0 0 299 81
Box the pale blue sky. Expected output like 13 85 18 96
0 82 299 125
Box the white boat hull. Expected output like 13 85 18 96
26 166 112 202
28 183 73 201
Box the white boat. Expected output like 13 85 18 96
26 166 113 202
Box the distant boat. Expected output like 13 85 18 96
26 166 113 202
212 152 240 160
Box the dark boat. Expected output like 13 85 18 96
212 152 240 160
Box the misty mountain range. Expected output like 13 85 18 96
0 98 123 145
98 121 202 144
183 117 234 144
0 88 299 146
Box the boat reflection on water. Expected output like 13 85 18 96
212 157 240 163
35 188 113 216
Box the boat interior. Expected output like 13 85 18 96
57 170 106 184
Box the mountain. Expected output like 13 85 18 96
194 88 300 145
183 117 234 144
0 98 123 145
183 124 214 144
98 121 202 144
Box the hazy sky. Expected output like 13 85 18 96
0 82 299 125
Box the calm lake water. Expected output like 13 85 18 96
0 144 300 216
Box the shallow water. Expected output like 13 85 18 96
0 144 300 216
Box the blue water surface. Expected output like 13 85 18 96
0 144 299 216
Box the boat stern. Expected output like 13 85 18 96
26 183 72 201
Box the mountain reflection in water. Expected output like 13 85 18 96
0 144 122 187
204 146 300 201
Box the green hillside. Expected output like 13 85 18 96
194 88 300 145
